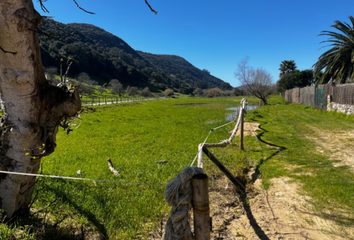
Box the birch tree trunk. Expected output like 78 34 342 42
0 0 81 218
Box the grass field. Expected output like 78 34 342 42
3 95 354 239
32 96 259 239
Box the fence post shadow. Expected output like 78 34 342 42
202 146 270 240
251 125 287 184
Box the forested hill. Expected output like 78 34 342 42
137 51 232 91
39 19 232 92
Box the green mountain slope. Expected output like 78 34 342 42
137 51 232 92
39 19 231 91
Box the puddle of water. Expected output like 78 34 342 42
225 105 258 121
205 120 223 125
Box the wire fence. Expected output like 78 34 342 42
81 95 159 106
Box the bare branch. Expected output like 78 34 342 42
145 0 158 15
72 0 95 14
38 0 95 14
235 57 275 105
38 0 50 13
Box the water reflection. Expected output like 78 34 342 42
226 105 258 121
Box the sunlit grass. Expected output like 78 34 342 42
7 94 354 237
34 96 257 239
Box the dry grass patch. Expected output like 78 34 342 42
305 128 354 171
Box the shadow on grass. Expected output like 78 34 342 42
6 214 94 240
43 182 108 239
251 125 287 183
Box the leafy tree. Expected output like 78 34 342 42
77 72 98 85
235 57 275 105
233 88 245 96
126 86 138 96
202 69 210 74
140 87 151 97
279 60 297 78
163 88 174 97
78 82 95 95
206 88 223 98
193 88 204 96
277 69 316 92
313 16 354 84
109 79 124 95
97 87 106 95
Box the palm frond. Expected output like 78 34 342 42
314 16 354 84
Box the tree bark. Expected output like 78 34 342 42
0 0 81 218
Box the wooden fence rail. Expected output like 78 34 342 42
285 83 354 111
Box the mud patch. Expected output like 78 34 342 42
229 122 260 136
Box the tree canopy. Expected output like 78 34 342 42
277 69 316 92
313 16 354 84
279 60 297 78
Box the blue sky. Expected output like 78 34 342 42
34 0 354 87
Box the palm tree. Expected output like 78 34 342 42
279 60 297 78
314 16 354 84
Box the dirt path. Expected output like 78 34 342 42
208 123 354 240
209 175 353 240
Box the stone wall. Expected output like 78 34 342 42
329 102 354 115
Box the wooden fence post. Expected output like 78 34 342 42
192 173 210 240
240 108 244 150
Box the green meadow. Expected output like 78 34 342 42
8 95 353 239
33 96 258 239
